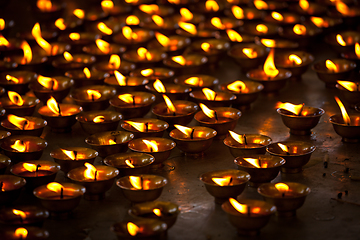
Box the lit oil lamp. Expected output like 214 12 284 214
76 110 122 135
0 205 49 226
266 141 316 173
147 32 191 56
257 38 299 53
224 131 272 157
221 198 276 236
258 182 311 217
51 51 97 75
216 29 255 46
67 163 119 200
246 48 292 93
163 54 208 75
85 131 134 158
170 125 217 156
327 1 360 26
0 154 11 174
225 5 265 22
200 16 243 33
0 18 14 37
139 15 178 36
92 53 136 75
104 70 149 93
37 96 83 132
290 0 327 16
82 39 126 62
70 85 116 111
308 16 343 33
189 0 225 17
194 103 241 138
110 92 156 119
264 11 301 26
33 182 85 218
0 35 23 58
227 43 269 72
252 0 288 11
1 136 47 163
122 47 167 69
111 219 167 240
279 23 322 48
128 201 179 229
187 38 231 65
174 74 219 91
10 160 60 190
50 16 83 34
325 31 360 54
57 32 101 53
329 96 360 142
130 67 175 83
235 155 285 187
112 26 154 49
116 174 168 203
17 21 58 47
312 58 356 88
0 91 40 116
146 79 191 102
34 0 65 22
341 42 360 69
336 80 360 108
121 118 169 138
50 147 98 173
176 21 219 40
128 137 176 167
1 114 47 137
29 75 74 103
171 7 205 25
0 175 26 205
274 51 315 79
200 169 250 204
152 95 199 128
65 67 110 87
0 71 37 95
0 226 49 240
189 87 236 108
104 152 155 176
101 0 132 16
85 20 123 41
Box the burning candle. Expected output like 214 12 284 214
217 29 255 45
76 110 122 135
130 67 174 83
200 169 250 204
174 74 219 91
234 155 285 187
92 53 136 75
169 125 217 156
110 92 156 119
336 80 360 108
139 14 178 35
0 71 37 95
258 38 299 53
252 0 288 11
264 11 301 26
189 87 236 107
51 51 97 75
111 219 167 240
224 131 272 157
227 6 265 22
274 51 315 79
0 205 49 226
291 0 326 15
266 141 316 173
176 21 219 39
67 163 119 200
147 32 191 56
194 103 241 138
0 135 47 163
122 47 167 69
50 147 98 173
112 27 154 49
116 174 168 203
58 32 101 53
146 79 191 102
83 39 127 62
258 182 310 217
188 39 231 65
120 118 169 138
128 137 175 166
33 182 85 218
0 226 49 239
10 160 60 190
163 54 208 75
65 67 110 87
279 23 322 48
0 91 40 116
85 130 134 158
1 114 47 137
37 96 82 132
190 0 225 16
0 175 26 205
104 70 148 92
103 152 155 176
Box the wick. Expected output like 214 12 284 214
229 177 233 186
214 110 218 122
74 151 78 160
91 94 95 102
247 206 251 217
36 164 41 177
94 171 97 181
22 120 28 130
292 60 295 66
190 128 195 139
298 103 305 116
140 176 143 189
132 95 136 106
145 122 149 132
19 215 23 224
173 111 176 116
239 86 242 94
0 181 3 191
282 192 285 197
243 134 247 145
57 103 62 116
60 187 64 199
150 147 153 153
213 93 217 101
51 80 54 91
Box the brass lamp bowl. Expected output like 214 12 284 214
266 141 316 173
65 69 110 87
274 51 315 79
0 71 37 95
104 75 148 93
336 83 360 108
0 95 40 117
145 82 192 102
1 116 47 137
227 43 268 72
162 53 208 75
258 182 311 217
0 175 26 205
76 110 122 135
200 169 250 204
224 134 272 157
174 74 219 91
116 174 168 203
189 90 236 108
85 131 134 158
120 118 169 138
277 107 325 135
246 68 292 93
234 155 286 187
329 113 360 142
104 152 155 177
0 154 11 174
0 205 49 226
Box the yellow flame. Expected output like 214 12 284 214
325 59 338 72
61 149 76 160
229 130 245 144
355 43 360 58
20 41 32 64
109 54 121 68
47 182 64 193
299 0 309 11
126 15 140 25
336 1 351 16
180 8 193 21
0 35 9 46
271 12 284 21
231 5 244 19
202 88 217 100
153 208 162 216
11 140 27 152
155 32 170 47
335 96 351 125
114 70 126 86
275 182 289 192
140 69 154 77
93 116 105 123
8 115 34 130
95 39 110 54
226 29 243 42
37 75 59 90
14 228 28 238
242 48 258 59
6 75 19 83
256 24 268 34
337 80 358 91
127 222 140 236
8 91 24 106
152 15 164 27
55 18 66 30
69 32 80 41
129 176 143 189
47 96 61 116
293 24 306 35
172 55 186 65
212 176 232 186
260 39 276 48
179 22 197 35
101 0 114 11
82 67 91 78
205 0 219 11
137 47 153 60
125 159 135 168
97 22 113 35
243 158 261 168
32 22 52 55
174 124 193 137
153 79 166 93
310 16 327 28
118 93 134 104
23 163 38 172
37 0 52 11
139 4 159 14
84 162 97 180
278 143 289 153
336 34 346 46
229 198 248 214
125 121 147 132
142 139 159 152
199 103 215 119
211 17 225 29
263 48 279 78
227 81 248 93
73 9 85 19
201 42 211 52
0 19 4 31
253 0 268 10
163 95 176 114
289 54 302 65
185 77 203 86
87 89 102 100
108 139 117 145
122 26 138 40
63 51 73 61
12 209 27 219
276 102 304 115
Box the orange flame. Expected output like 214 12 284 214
293 24 306 35
13 209 27 219
229 198 248 214
101 0 114 11
199 103 216 119
242 48 258 59
0 34 9 46
126 15 140 25
139 4 159 14
310 16 327 28
155 32 170 47
226 29 243 42
8 91 24 106
231 6 244 19
263 48 279 78
47 182 64 193
152 15 164 27
32 23 52 55
82 67 91 78
211 17 225 29
114 70 126 86
6 75 19 84
109 54 121 68
229 130 245 144
299 0 309 11
61 149 77 160
129 176 143 189
127 222 140 236
93 116 105 123
355 43 360 58
0 19 4 31
69 32 80 41
122 26 138 40
337 80 358 91
137 47 153 60
73 9 85 19
256 24 268 34
140 69 154 77
325 59 338 72
125 0 139 3
253 0 268 10
97 22 113 35
335 96 351 125
178 22 197 35
205 0 219 11
8 115 34 130
108 139 117 145
37 0 52 11
37 75 59 90
47 96 61 116
11 140 27 152
118 93 134 104
142 139 159 152
336 1 352 16
336 34 346 46
153 208 161 216
276 102 304 115
243 158 261 168
172 55 186 66
87 89 101 100
212 176 232 186
55 18 66 30
163 95 176 114
20 41 32 64
227 81 248 93
14 228 28 239
275 182 289 192
174 124 193 137
184 77 203 86
125 121 147 132
278 143 289 153
84 162 97 180
289 54 302 65
201 42 211 52
125 159 135 168
153 79 166 93
63 51 73 61
260 39 276 48
202 88 217 100
271 12 284 21
23 163 38 172
180 8 193 21
95 39 110 54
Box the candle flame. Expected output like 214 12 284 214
98 22 113 35
63 51 73 61
178 22 197 35
174 124 193 137
82 67 91 78
8 114 34 130
20 41 32 64
108 139 117 145
152 15 164 27
212 176 232 186
289 54 302 65
253 0 268 10
129 176 143 189
355 43 360 58
109 54 121 68
202 88 217 100
73 9 85 19
242 48 258 59
336 1 352 16
226 29 243 42
142 139 159 152
87 89 102 100
337 80 358 91
153 208 162 216
201 42 211 52
255 24 268 34
185 77 203 86
277 143 289 153
271 12 284 21
261 39 276 48
126 15 140 25
243 158 262 168
231 5 244 19
95 39 110 54
93 115 105 123
114 70 126 86
310 16 327 28
118 93 134 104
335 96 351 125
180 8 193 21
0 34 9 46
229 130 245 144
275 182 289 192
37 75 59 90
163 95 176 114
69 32 80 41
101 0 114 11
263 48 279 78
140 68 154 77
205 0 219 11
229 198 248 214
127 222 140 236
84 162 97 180
153 79 166 93
6 75 20 83
125 159 135 168
299 0 309 11
0 19 4 31
12 209 27 219
23 163 38 172
47 96 61 116
325 59 338 72
336 34 346 46
122 26 138 40
47 182 64 193
227 81 248 93
125 121 147 132
137 47 153 60
32 23 52 55
14 228 28 239
61 149 76 160
139 4 159 14
172 55 186 65
211 17 225 29
37 0 52 11
293 24 306 35
276 102 304 115
55 18 66 30
11 140 27 152
199 103 216 119
8 91 24 106
155 32 170 47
